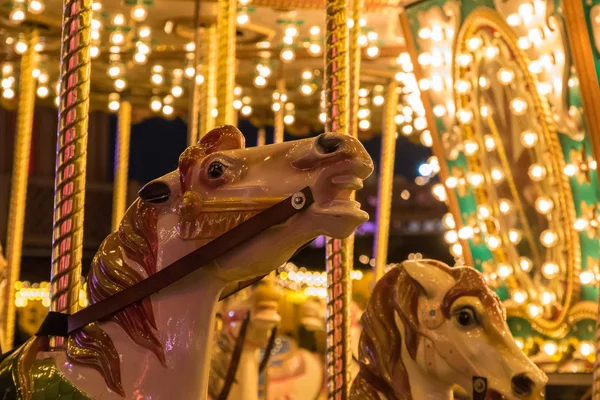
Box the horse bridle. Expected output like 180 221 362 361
36 187 314 338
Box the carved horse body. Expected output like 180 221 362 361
1 125 373 400
350 259 547 400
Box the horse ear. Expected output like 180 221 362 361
200 125 245 153
139 181 171 204
402 259 454 300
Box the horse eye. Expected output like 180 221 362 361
208 161 226 179
455 308 478 327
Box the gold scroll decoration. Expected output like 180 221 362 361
111 100 132 232
215 0 236 126
372 81 398 281
50 0 92 348
324 0 351 396
3 30 37 349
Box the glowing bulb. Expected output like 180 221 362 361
455 79 471 94
373 95 384 106
131 5 147 22
421 130 433 147
150 97 162 112
108 100 120 111
92 1 102 11
359 119 371 130
308 43 322 55
366 46 379 58
139 26 151 38
491 168 504 182
458 226 473 240
444 230 458 244
564 164 577 176
432 105 445 117
497 264 513 278
507 13 521 26
528 304 542 318
432 184 447 202
481 136 496 152
285 26 298 38
518 257 532 273
574 218 588 231
484 45 499 59
310 26 320 36
319 112 326 123
113 14 125 26
541 230 558 247
241 105 252 116
580 342 594 357
15 41 28 54
10 8 25 22
170 85 182 98
237 12 249 25
456 53 473 67
467 172 483 187
300 84 315 96
195 74 204 85
528 164 546 181
456 109 473 124
280 49 295 62
535 197 553 214
357 34 368 47
510 98 528 115
151 74 163 85
414 117 427 131
284 114 295 125
254 75 267 88
580 270 595 285
498 68 514 85
517 36 531 50
478 205 491 218
445 177 458 189
114 79 126 91
509 229 522 244
513 290 527 304
499 199 512 214
36 86 48 98
26 0 44 14
466 37 483 51
479 76 490 89
162 105 174 116
271 102 281 112
519 3 535 25
520 130 538 148
450 243 463 257
357 108 370 119
463 140 479 156
486 234 501 250
442 213 455 229
107 65 121 78
91 46 100 58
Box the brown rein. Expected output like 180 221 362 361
36 187 314 338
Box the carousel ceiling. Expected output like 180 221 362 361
0 0 408 136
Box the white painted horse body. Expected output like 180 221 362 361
350 259 548 400
18 125 373 400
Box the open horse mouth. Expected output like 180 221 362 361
311 172 369 221
485 389 507 400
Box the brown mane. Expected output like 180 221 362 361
350 261 504 400
65 133 259 396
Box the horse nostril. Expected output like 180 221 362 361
511 373 534 397
317 134 343 154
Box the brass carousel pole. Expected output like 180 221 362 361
3 29 37 349
199 25 217 136
188 0 202 145
49 0 92 349
111 99 131 232
0 242 6 352
274 79 285 144
215 0 236 126
324 0 351 396
348 0 362 141
257 126 266 146
372 81 398 281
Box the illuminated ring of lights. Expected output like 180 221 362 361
453 8 580 338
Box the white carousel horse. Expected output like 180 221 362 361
209 281 282 400
350 259 548 400
1 125 373 399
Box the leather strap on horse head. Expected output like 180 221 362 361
217 312 251 400
36 187 314 338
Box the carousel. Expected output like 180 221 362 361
0 0 599 398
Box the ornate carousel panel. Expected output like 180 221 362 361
401 0 600 372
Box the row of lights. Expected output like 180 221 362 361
9 0 45 23
14 281 88 309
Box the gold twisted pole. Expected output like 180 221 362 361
274 79 285 144
50 0 92 349
200 25 217 136
348 0 362 140
111 100 131 232
324 0 351 396
373 81 397 281
188 0 201 146
257 126 266 146
215 0 236 126
0 242 6 352
3 29 37 349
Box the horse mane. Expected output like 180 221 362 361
349 266 421 400
65 138 258 396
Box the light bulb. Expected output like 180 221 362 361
151 73 163 85
510 98 528 115
241 105 252 116
237 12 249 25
574 218 588 231
535 197 553 214
520 130 538 148
285 26 298 38
150 97 162 112
445 176 458 188
366 46 379 58
463 140 479 155
114 79 126 91
580 342 595 357
107 65 121 78
456 108 473 124
442 213 455 229
91 46 100 58
359 119 371 130
484 135 496 151
136 42 150 55
10 8 25 22
491 168 504 182
520 257 533 272
486 234 501 250
540 230 558 247
171 85 183 97
310 25 320 36
456 53 473 67
466 37 483 51
2 63 13 74
432 184 447 202
284 114 295 125
507 13 521 26
15 41 28 54
131 5 147 22
433 105 446 117
373 95 384 106
113 14 125 26
478 205 491 218
498 68 515 85
300 84 314 96
497 263 513 278
3 88 15 99
479 76 490 89
319 112 326 123
162 105 174 116
513 290 527 304
36 86 49 98
195 74 204 85
414 117 427 130
139 26 151 38
509 229 522 244
92 1 102 11
28 0 44 13
134 52 147 64
458 226 474 240
542 261 559 278
564 164 577 176
528 164 546 181
518 36 531 50
259 65 272 78
108 100 120 111
91 18 102 30
450 243 463 257
233 99 243 110
254 75 267 88
580 270 595 285
455 79 471 94
499 199 512 214
444 230 458 244
421 130 433 147
1 78 13 90
271 102 281 112
468 172 484 187
357 35 368 47
280 49 295 62
357 108 370 119
528 304 542 318
308 43 322 55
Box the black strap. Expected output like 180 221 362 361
217 312 251 400
36 187 314 337
258 326 277 373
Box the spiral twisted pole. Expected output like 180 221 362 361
111 100 131 232
324 0 351 396
3 29 37 349
373 81 398 281
215 0 236 126
274 79 285 144
49 0 92 348
200 25 217 136
348 0 362 141
188 0 201 145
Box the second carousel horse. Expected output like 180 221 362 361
350 259 547 400
0 125 373 400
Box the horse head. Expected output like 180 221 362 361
139 124 374 281
351 259 547 400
